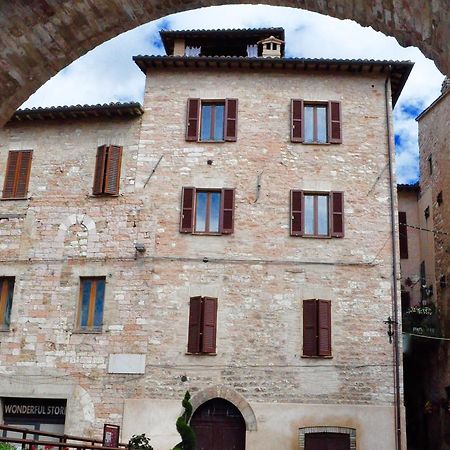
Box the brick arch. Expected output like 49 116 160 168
0 0 448 127
190 385 257 431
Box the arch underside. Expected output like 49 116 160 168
0 0 448 127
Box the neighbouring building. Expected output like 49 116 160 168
0 28 414 450
399 79 450 450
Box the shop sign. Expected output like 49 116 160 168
103 424 120 448
3 398 66 424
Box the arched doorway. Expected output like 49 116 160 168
190 398 246 450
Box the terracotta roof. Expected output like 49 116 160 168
415 87 449 121
9 102 144 122
133 55 413 106
397 183 420 192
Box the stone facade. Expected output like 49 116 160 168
0 36 409 449
0 0 449 127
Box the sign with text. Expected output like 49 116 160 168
103 424 120 448
3 398 67 424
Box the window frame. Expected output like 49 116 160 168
194 189 222 235
302 299 332 358
0 277 15 331
76 277 106 332
2 150 33 200
303 192 331 237
199 100 226 142
303 102 328 144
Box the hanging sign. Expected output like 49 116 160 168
103 424 120 448
3 398 66 424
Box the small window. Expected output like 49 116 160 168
303 299 331 357
398 211 408 259
92 145 123 196
428 155 433 175
2 150 33 199
424 206 430 220
186 99 238 142
437 191 443 205
187 296 218 354
180 187 235 235
291 100 342 144
0 277 15 330
77 277 105 331
290 190 344 238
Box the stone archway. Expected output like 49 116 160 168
191 385 257 431
0 0 448 127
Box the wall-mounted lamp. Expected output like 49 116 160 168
134 243 146 253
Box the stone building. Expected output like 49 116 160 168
398 79 450 450
0 28 413 450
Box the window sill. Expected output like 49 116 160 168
192 232 223 236
0 327 11 332
0 197 29 201
72 328 103 334
88 194 120 198
301 355 333 359
185 352 217 356
197 140 226 143
293 234 332 239
301 142 331 145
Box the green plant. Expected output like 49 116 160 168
172 391 196 450
128 433 153 450
0 443 17 450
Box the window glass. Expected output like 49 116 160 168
200 105 212 141
317 195 329 235
209 192 221 232
213 105 225 141
304 195 314 235
93 280 105 328
79 278 105 329
0 278 14 328
80 280 91 327
195 192 207 232
304 106 314 143
316 106 327 143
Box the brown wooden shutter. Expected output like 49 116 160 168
330 191 344 237
103 145 122 195
290 190 304 236
187 296 202 353
180 187 195 233
291 99 304 143
186 98 200 141
221 188 235 234
303 300 318 356
201 297 217 353
93 145 107 195
2 150 32 199
318 300 331 356
224 99 238 141
399 211 408 259
328 101 342 143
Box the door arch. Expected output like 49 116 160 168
190 398 246 450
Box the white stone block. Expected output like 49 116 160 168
108 354 146 374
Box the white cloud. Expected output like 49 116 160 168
21 4 445 183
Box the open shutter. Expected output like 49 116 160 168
186 98 200 141
291 99 304 142
328 101 342 143
221 188 235 234
2 150 32 199
318 300 331 356
187 296 202 353
104 145 122 195
330 191 344 237
201 297 217 353
290 190 304 236
398 211 408 259
180 187 195 233
224 99 238 141
303 300 318 356
93 145 107 195
2 151 19 198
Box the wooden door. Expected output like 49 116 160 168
305 432 350 450
191 398 246 450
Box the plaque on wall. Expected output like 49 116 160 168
103 424 120 448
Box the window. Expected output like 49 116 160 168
424 206 430 220
290 190 344 237
398 211 408 259
428 154 433 175
92 145 123 196
303 299 331 357
180 187 235 235
291 100 342 144
186 98 238 142
0 277 14 330
2 150 33 199
437 191 443 205
77 277 105 331
187 296 217 354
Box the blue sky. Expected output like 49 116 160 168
22 5 445 184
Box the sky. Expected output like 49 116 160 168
22 4 445 184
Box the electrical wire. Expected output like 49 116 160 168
399 222 450 236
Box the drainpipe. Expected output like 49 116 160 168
385 67 402 450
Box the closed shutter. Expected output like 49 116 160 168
93 145 107 195
303 300 318 356
398 211 408 259
201 297 217 353
2 150 32 199
186 98 200 141
290 190 304 236
180 187 195 233
291 99 304 142
330 192 344 237
188 296 202 353
224 99 238 141
221 188 235 234
318 300 331 356
103 145 122 195
328 101 342 143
